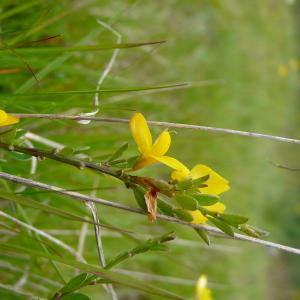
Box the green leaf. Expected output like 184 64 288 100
60 293 91 300
144 178 173 194
191 193 219 206
15 128 26 139
173 209 193 222
174 175 210 191
220 214 248 225
157 199 174 217
60 273 89 294
249 226 269 237
133 186 147 211
150 244 169 251
56 146 75 156
194 228 210 246
0 243 184 300
0 189 89 222
175 178 193 191
191 174 210 187
0 40 165 53
207 216 234 237
1 83 188 99
0 128 16 144
105 232 174 270
238 224 269 238
0 189 128 234
174 194 198 210
124 155 140 168
106 143 128 163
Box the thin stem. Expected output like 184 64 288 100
0 283 36 298
11 113 300 145
23 131 65 149
94 19 122 107
0 171 299 255
85 179 118 300
77 222 88 261
0 141 121 179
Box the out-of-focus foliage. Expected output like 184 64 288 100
0 0 299 299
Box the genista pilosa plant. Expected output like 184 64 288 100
0 109 266 246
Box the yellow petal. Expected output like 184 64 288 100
0 110 8 123
171 170 190 181
199 183 230 196
129 113 152 153
190 164 230 195
150 130 171 156
0 113 19 127
151 155 190 175
204 202 226 214
197 275 213 300
132 156 157 170
197 287 213 300
189 210 208 224
190 164 229 184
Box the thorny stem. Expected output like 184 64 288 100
11 113 300 145
0 171 299 255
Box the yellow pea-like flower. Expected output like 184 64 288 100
170 163 230 224
172 164 230 195
277 64 288 78
130 112 186 171
189 202 226 224
196 275 213 300
0 109 19 127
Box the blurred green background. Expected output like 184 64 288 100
0 0 299 299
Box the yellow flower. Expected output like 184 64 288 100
0 109 19 127
130 112 187 171
196 275 213 300
170 163 229 224
171 164 230 196
189 202 226 224
277 64 288 77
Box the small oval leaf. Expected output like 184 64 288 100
220 213 248 225
157 199 174 217
191 174 210 187
192 193 219 206
106 143 128 163
60 293 91 300
175 178 193 191
173 209 193 222
56 146 74 156
60 273 90 294
194 228 210 246
207 216 234 237
174 194 198 210
133 186 147 211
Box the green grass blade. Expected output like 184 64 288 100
0 189 130 234
1 82 187 98
105 232 175 269
0 41 165 53
0 0 40 22
0 242 185 300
